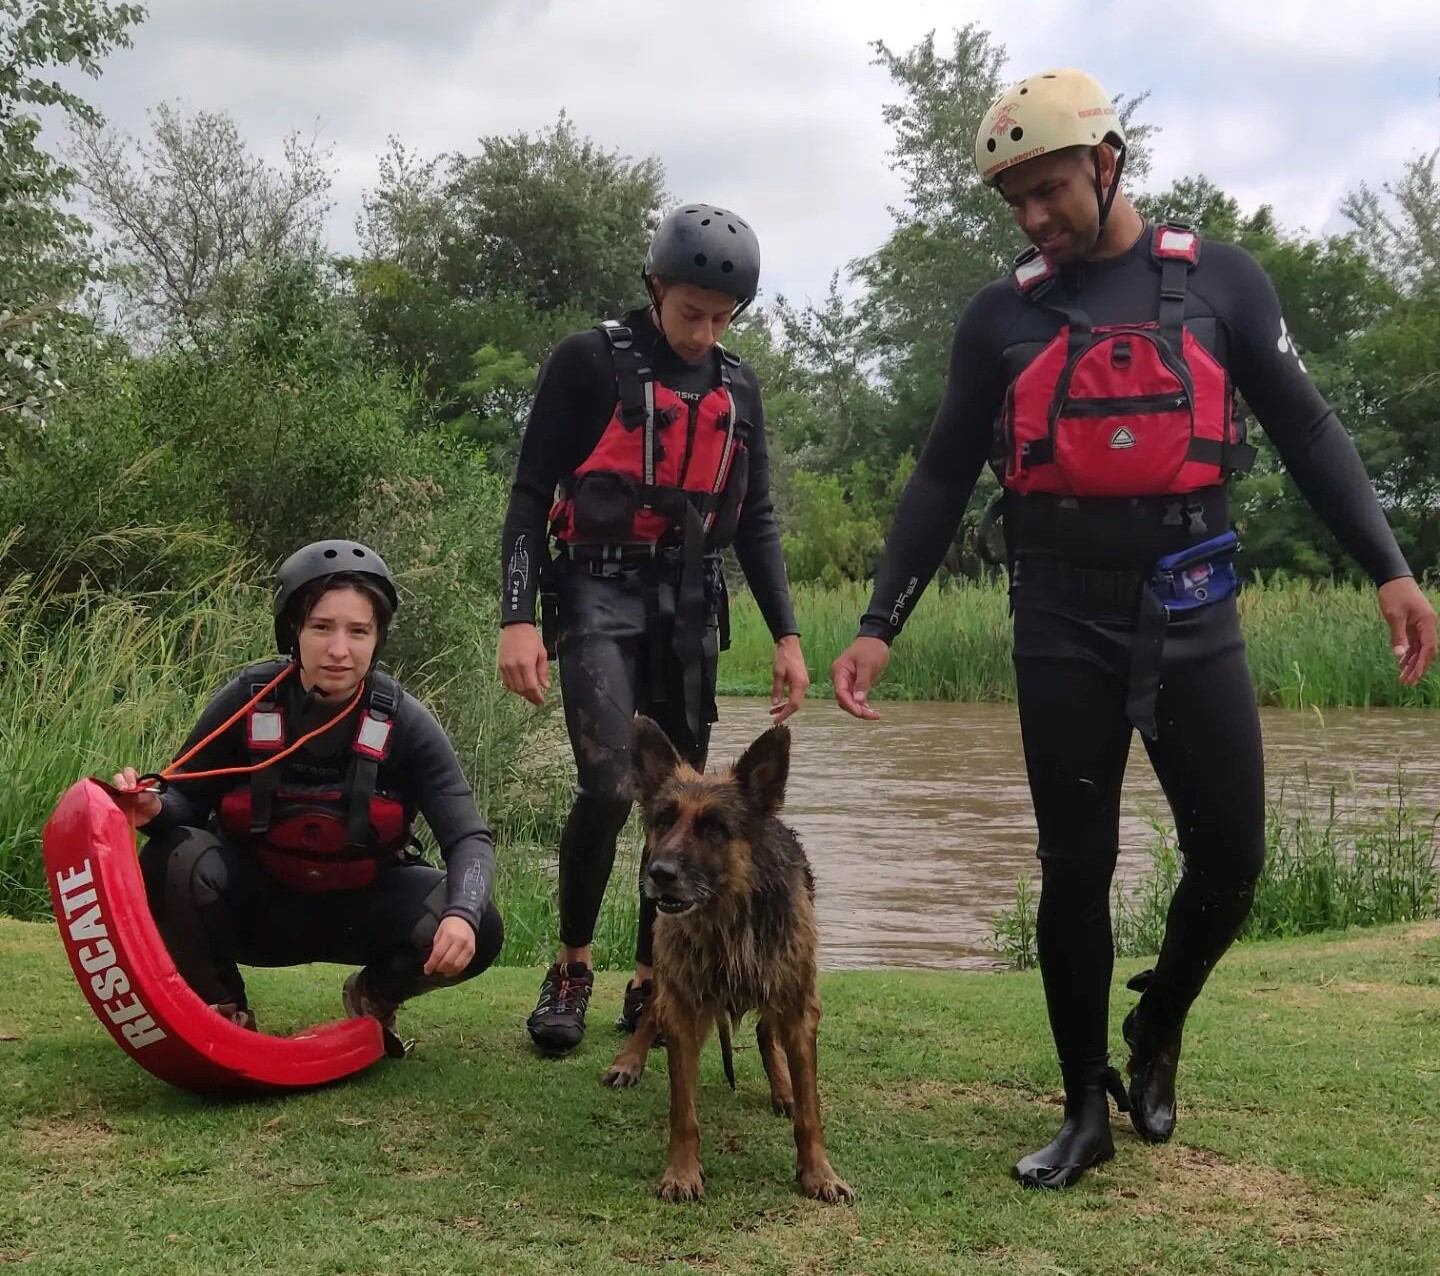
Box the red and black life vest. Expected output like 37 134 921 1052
995 224 1256 498
216 670 411 893
549 321 749 546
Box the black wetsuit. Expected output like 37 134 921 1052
141 662 503 1010
501 307 797 962
860 224 1410 1078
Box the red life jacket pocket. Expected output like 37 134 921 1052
570 471 640 541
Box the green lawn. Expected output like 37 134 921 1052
2 917 1438 1274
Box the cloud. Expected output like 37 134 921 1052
45 0 1440 306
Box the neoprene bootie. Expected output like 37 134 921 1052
1122 968 1184 1142
1013 1062 1130 1189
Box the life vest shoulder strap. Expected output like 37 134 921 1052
1152 222 1200 355
347 670 401 848
596 320 651 430
242 661 292 835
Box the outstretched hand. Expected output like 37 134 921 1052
832 636 891 721
770 635 810 724
498 623 550 706
1378 577 1437 687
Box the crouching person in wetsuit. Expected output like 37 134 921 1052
832 69 1437 1188
113 540 505 1056
497 204 808 1055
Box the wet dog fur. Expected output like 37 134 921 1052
602 715 852 1204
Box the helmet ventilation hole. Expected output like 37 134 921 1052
694 253 707 267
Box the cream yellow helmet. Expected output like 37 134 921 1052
975 69 1126 188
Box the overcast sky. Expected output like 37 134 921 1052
49 0 1440 308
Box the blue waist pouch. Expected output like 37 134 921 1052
1150 529 1240 614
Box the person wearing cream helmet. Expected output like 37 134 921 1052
976 67 1127 238
833 67 1436 1188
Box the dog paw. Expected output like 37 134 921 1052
770 1095 794 1118
601 1060 644 1088
656 1163 706 1203
799 1164 855 1204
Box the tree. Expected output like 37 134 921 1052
754 277 891 474
68 101 333 348
1343 148 1440 299
359 115 664 318
0 0 142 426
354 116 666 467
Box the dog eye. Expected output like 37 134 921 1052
652 805 678 832
695 814 729 840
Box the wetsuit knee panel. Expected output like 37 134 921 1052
153 828 230 910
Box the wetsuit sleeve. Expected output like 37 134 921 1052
399 696 496 931
144 678 251 837
1218 246 1411 585
859 292 1007 642
499 333 611 626
731 377 800 639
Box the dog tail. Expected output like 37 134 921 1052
717 1014 736 1091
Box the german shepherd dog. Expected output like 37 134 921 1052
602 716 853 1204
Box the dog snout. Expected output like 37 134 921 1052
647 859 681 892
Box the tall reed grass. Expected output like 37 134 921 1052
991 775 1440 969
720 577 1440 708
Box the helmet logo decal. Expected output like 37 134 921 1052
990 103 1019 136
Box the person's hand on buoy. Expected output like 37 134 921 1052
111 767 162 828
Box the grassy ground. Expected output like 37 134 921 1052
718 577 1440 708
3 917 1438 1274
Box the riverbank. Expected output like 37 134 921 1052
2 917 1437 1274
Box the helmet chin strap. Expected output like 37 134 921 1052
1089 142 1128 251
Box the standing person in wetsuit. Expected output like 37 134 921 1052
498 204 808 1056
832 69 1437 1188
113 540 504 1057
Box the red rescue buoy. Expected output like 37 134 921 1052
43 778 385 1093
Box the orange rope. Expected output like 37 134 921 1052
138 662 367 787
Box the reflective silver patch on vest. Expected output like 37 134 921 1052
250 711 284 744
355 715 393 757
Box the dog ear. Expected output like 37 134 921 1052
631 714 682 797
733 723 790 817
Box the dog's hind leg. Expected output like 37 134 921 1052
780 998 854 1203
656 1006 709 1203
756 1012 794 1117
